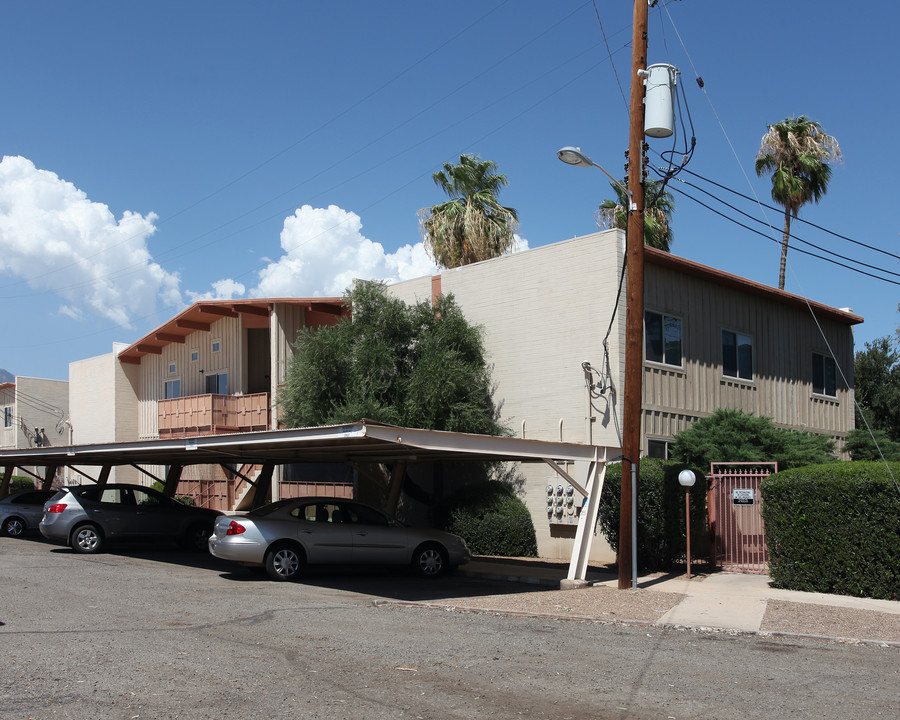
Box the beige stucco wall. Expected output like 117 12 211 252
0 384 15 450
389 231 626 563
69 345 140 484
10 377 69 450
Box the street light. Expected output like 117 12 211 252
558 145 640 591
678 469 697 579
556 147 634 209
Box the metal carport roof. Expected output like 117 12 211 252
0 420 616 582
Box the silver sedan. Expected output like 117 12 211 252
209 497 471 581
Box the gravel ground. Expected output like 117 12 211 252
760 600 900 643
432 585 685 623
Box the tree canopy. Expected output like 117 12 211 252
279 281 507 437
755 115 841 290
845 335 900 460
669 408 835 471
418 154 519 269
598 179 675 252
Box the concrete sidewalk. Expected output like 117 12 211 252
458 557 900 644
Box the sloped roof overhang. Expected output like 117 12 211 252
117 298 346 364
0 420 610 469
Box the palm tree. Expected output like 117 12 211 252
597 180 675 252
755 115 841 290
419 154 519 268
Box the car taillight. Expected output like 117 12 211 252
47 504 67 513
226 521 246 535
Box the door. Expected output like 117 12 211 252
82 487 136 538
341 502 408 565
128 487 186 537
292 501 354 564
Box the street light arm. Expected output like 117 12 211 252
556 146 634 209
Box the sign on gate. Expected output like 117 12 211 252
732 488 755 505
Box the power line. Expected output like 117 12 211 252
675 166 900 262
667 174 900 279
670 183 900 287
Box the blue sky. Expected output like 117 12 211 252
1 0 897 381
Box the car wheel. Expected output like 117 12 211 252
71 524 104 554
412 542 448 578
265 543 304 582
2 517 25 538
184 523 212 553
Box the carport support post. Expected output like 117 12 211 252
41 465 59 491
97 466 111 485
384 461 406 517
162 465 184 497
0 465 12 499
250 463 275 509
566 458 607 583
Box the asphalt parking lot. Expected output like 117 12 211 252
2 535 898 720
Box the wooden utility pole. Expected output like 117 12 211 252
619 0 648 590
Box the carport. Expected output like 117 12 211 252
0 420 616 582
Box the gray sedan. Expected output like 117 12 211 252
209 497 471 581
1 489 57 537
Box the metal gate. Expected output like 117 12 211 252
707 462 777 574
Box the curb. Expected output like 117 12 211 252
372 599 900 649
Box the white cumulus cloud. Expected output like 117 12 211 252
249 204 440 298
186 278 247 303
0 156 181 328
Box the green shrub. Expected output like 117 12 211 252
670 408 836 470
597 459 708 572
150 481 196 506
761 462 900 600
432 480 537 557
9 476 37 493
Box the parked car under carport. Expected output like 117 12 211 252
209 497 471 581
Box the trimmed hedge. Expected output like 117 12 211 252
432 480 537 557
598 459 708 572
761 462 900 600
9 476 37 493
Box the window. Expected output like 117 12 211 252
133 488 166 507
211 339 221 353
722 330 753 380
3 406 11 428
812 353 837 396
190 349 199 363
646 439 670 459
645 311 682 367
164 379 181 399
168 362 176 375
205 372 228 395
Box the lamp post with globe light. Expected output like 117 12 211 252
678 469 697 579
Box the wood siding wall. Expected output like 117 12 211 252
643 262 856 443
270 303 307 428
138 317 245 439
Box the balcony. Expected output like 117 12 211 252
158 392 270 438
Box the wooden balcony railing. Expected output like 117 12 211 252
158 392 270 438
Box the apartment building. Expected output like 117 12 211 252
387 230 861 561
